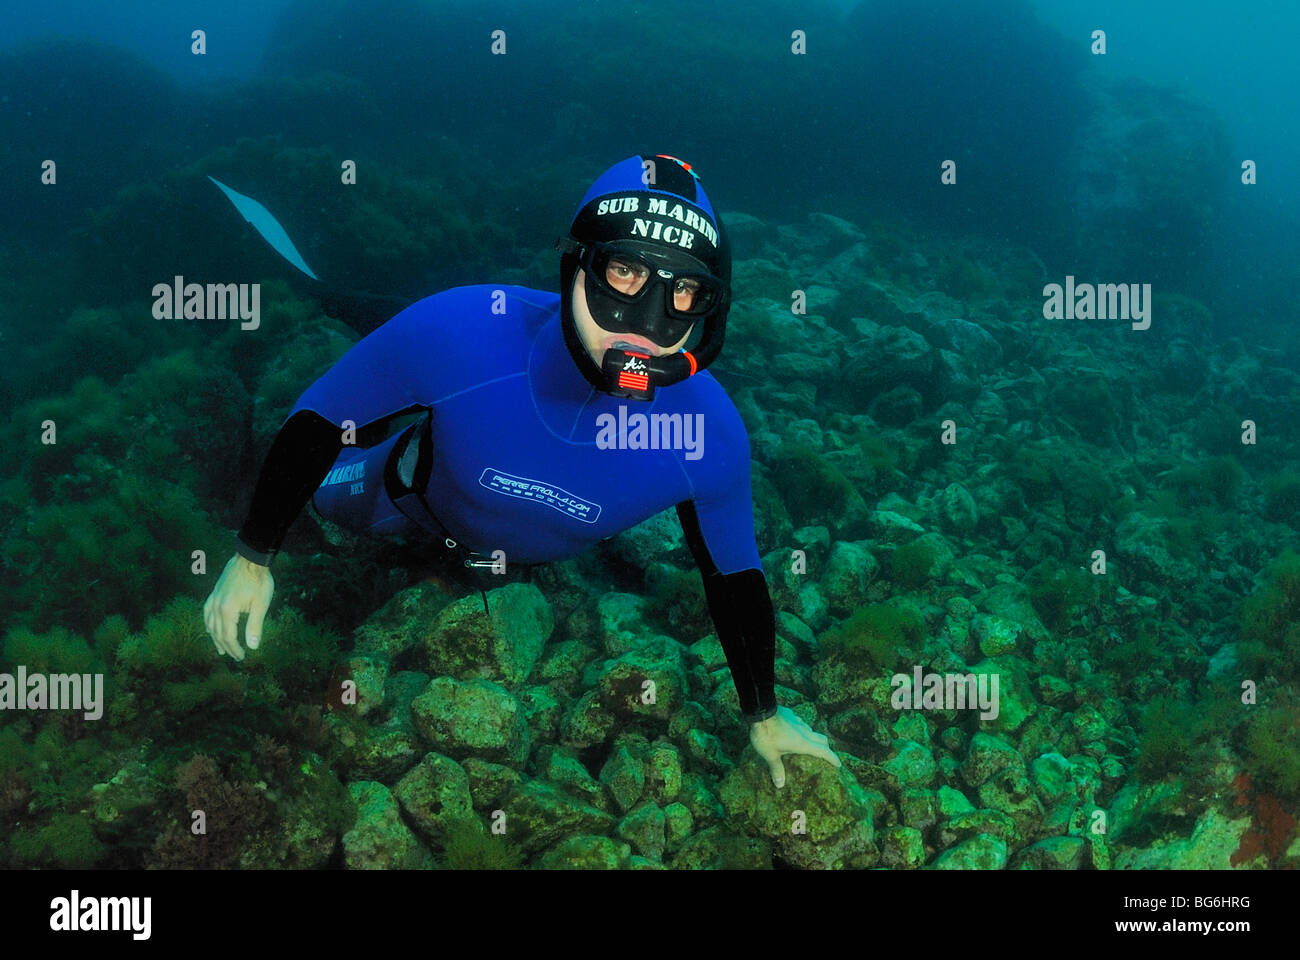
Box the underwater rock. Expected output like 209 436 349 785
677 772 725 827
780 417 826 449
326 713 421 784
595 592 654 656
536 638 598 692
1206 642 1238 680
865 509 926 544
930 833 1008 869
537 745 609 812
807 211 867 246
821 540 878 616
1036 674 1073 706
500 779 615 855
813 662 895 721
680 728 732 776
589 637 689 723
961 732 1025 789
719 754 877 869
773 352 839 385
382 670 432 723
868 385 924 426
558 689 618 748
617 802 667 861
342 781 433 870
880 825 926 869
791 525 831 552
937 482 979 535
971 614 1020 658
1013 836 1086 870
643 743 685 805
599 743 647 813
883 739 938 791
970 584 1050 644
689 633 728 672
393 752 476 847
1113 807 1254 870
537 834 632 870
795 583 830 633
603 509 685 571
975 765 1043 841
938 809 1019 849
1070 705 1109 745
518 684 563 744
898 788 939 831
410 677 530 767
668 825 771 869
461 758 523 812
418 582 554 687
664 802 694 846
1029 752 1073 805
89 760 160 840
341 655 387 719
925 318 1003 368
1116 512 1200 588
776 610 818 658
843 321 934 396
351 580 447 661
732 258 797 303
1158 337 1210 391
243 752 349 869
937 785 978 818
720 211 771 249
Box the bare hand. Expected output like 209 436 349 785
749 706 841 789
202 554 274 661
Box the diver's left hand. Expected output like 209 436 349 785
749 706 842 789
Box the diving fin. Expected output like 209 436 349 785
208 175 320 281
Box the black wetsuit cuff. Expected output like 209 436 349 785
744 705 779 725
234 536 275 567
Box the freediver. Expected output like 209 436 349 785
202 154 840 788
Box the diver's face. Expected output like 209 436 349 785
573 269 694 368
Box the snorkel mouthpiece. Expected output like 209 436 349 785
600 348 700 401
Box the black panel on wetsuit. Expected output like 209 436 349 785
235 410 345 564
677 500 778 724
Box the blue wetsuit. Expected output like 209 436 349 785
235 285 777 722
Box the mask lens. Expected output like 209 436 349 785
586 242 722 318
604 254 651 296
670 275 721 317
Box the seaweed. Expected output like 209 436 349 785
767 442 857 528
1239 550 1300 682
818 603 923 673
886 539 940 589
442 819 524 870
1134 694 1210 782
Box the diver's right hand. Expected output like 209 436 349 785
203 554 274 661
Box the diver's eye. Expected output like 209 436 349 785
673 278 701 308
606 258 649 294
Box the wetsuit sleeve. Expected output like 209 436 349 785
234 298 442 564
235 411 346 564
678 500 777 724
